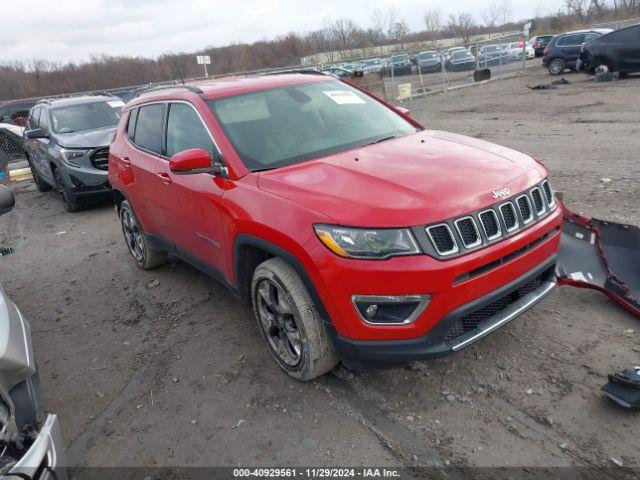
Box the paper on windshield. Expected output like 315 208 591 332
107 100 125 108
323 90 366 105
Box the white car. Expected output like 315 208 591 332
505 42 535 60
0 185 67 480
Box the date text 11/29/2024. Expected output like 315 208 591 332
233 468 401 478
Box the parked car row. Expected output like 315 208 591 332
542 24 640 77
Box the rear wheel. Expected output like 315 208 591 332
53 169 79 212
548 58 565 75
252 257 338 381
119 200 166 269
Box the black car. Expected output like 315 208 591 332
578 24 640 76
529 35 554 57
389 53 413 76
543 29 612 75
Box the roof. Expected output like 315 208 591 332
127 72 337 106
37 94 119 109
560 28 613 36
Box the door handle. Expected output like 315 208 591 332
121 156 131 166
157 172 172 184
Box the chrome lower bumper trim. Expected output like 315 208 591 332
451 278 557 351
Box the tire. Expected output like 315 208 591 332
119 200 166 269
28 159 51 192
251 257 339 381
548 58 565 76
53 168 80 212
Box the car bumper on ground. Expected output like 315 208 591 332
332 255 557 369
9 414 68 480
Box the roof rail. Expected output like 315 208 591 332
134 84 205 99
262 69 326 76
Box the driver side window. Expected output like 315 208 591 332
166 103 215 158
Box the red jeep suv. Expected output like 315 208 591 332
108 73 562 380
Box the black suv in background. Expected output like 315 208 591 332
578 24 640 75
23 95 123 211
543 29 612 75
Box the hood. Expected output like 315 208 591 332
257 130 546 227
55 126 116 149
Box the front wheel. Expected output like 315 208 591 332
53 169 79 212
548 58 565 76
252 257 339 381
119 200 166 269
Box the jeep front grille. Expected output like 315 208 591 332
479 209 501 240
516 195 533 224
426 224 458 256
454 217 481 249
500 202 518 231
423 179 557 259
531 187 545 215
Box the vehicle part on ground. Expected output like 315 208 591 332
251 258 339 380
557 206 640 318
602 367 640 409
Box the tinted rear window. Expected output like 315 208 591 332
133 104 164 154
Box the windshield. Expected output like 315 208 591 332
419 52 438 59
51 100 123 134
452 51 471 59
361 59 380 66
392 54 409 63
485 45 500 52
208 80 419 171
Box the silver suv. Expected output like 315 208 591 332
23 95 123 211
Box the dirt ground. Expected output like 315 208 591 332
0 64 639 470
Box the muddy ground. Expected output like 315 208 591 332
0 64 638 470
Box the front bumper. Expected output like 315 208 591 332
333 255 557 369
9 414 68 480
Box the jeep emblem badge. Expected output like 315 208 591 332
492 188 511 199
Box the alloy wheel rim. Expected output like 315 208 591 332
255 279 302 367
550 60 562 74
121 208 145 261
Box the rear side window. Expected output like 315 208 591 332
127 108 138 139
166 103 214 157
606 26 640 43
134 104 164 154
557 34 584 46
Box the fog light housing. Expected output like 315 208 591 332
351 295 430 325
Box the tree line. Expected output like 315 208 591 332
0 0 638 101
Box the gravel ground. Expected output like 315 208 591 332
0 64 638 470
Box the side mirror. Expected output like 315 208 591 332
0 185 15 216
24 127 49 139
395 106 411 117
169 148 228 177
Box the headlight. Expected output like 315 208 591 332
314 225 420 259
59 148 90 167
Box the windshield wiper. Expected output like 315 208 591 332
367 135 398 146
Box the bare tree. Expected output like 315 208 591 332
447 12 476 46
371 9 387 40
327 18 358 51
498 0 513 30
423 8 442 43
385 4 401 38
564 0 589 22
480 1 501 33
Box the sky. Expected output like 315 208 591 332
0 0 562 64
